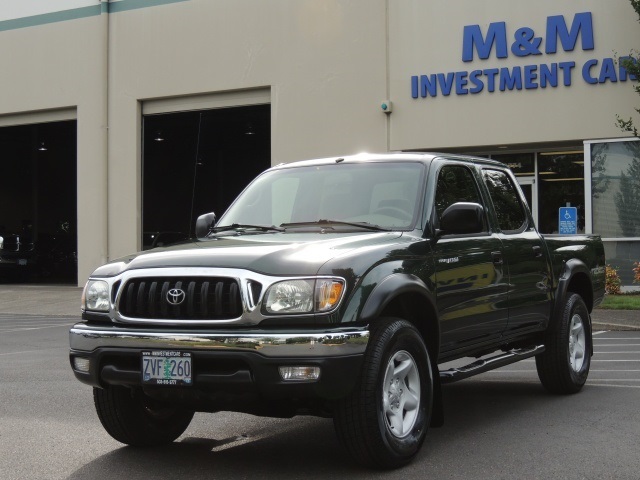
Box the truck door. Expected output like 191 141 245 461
482 168 553 334
433 163 509 352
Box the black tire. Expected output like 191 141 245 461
334 318 433 469
536 293 591 394
93 386 194 446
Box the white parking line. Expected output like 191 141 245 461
594 352 640 354
0 324 73 333
0 348 65 356
588 379 640 381
587 383 640 389
591 359 640 362
594 338 640 341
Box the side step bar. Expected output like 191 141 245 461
439 345 545 384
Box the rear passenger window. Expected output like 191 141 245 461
434 165 484 225
483 169 527 232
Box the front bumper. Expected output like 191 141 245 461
69 323 369 409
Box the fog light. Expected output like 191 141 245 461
73 357 91 373
279 366 320 381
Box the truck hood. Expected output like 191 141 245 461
91 232 405 277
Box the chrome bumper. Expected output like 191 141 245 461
69 323 369 358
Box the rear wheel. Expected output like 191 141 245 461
93 386 194 446
536 293 591 394
334 318 433 469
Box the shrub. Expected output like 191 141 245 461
605 265 622 295
633 262 640 284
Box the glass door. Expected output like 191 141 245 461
516 176 538 228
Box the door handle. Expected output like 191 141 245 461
532 246 543 258
491 251 503 265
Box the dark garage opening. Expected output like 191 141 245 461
142 105 271 249
0 120 77 284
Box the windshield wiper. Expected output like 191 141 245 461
280 219 391 232
208 224 285 236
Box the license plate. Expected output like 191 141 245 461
17 259 27 266
142 351 192 386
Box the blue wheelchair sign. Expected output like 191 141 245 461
559 207 578 234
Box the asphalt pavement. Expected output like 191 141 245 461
0 284 637 330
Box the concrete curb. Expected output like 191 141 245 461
591 309 640 331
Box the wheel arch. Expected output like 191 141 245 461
360 273 440 358
555 259 594 314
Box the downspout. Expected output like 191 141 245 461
100 0 110 265
385 0 391 152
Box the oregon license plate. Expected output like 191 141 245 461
142 351 192 386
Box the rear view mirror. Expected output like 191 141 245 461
195 212 216 239
439 202 484 236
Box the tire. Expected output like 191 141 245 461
93 386 194 446
536 293 591 394
334 318 433 469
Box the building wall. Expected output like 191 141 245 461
389 0 640 151
1 0 639 284
106 0 389 262
0 3 108 286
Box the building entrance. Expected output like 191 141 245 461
516 177 538 224
0 120 77 284
142 105 270 249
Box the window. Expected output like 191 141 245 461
483 169 527 232
591 141 640 238
220 162 424 229
590 140 640 285
537 151 584 234
434 165 483 223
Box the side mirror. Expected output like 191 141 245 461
195 212 216 239
438 202 484 236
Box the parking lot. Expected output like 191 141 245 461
1 313 639 479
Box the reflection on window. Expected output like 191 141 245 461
603 240 640 285
483 169 526 232
434 165 482 221
538 152 585 234
591 141 640 238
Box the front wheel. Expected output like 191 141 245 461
536 293 591 394
93 386 194 446
334 318 433 469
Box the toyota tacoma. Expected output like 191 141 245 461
69 153 605 468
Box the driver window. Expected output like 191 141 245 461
435 165 483 223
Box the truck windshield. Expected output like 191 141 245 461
218 162 425 230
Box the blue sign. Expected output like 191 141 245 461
559 207 578 235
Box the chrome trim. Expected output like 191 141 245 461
84 267 346 327
69 323 369 358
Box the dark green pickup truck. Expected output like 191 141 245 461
70 153 605 468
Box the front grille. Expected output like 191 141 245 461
118 277 242 320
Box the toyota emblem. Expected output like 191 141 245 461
167 288 186 305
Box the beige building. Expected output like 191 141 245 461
1 0 639 286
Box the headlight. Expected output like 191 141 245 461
264 278 345 314
265 280 314 313
82 280 110 312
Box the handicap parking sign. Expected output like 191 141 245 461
559 207 578 234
